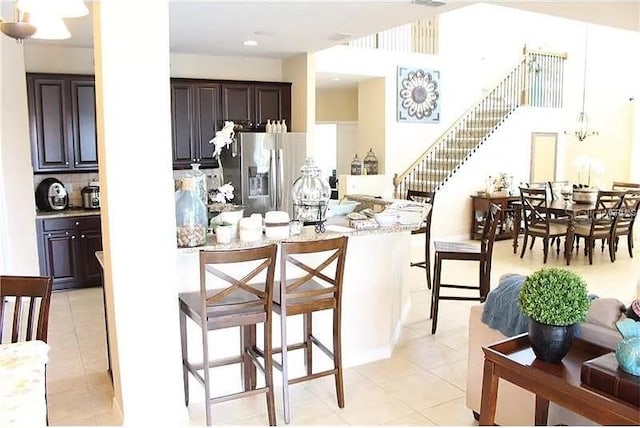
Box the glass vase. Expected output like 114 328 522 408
175 177 208 247
186 163 208 207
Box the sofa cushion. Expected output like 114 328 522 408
585 298 625 330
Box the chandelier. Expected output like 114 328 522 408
0 0 88 43
567 26 598 141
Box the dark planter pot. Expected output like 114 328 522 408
528 319 575 363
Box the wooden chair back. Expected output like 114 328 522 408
519 187 549 231
406 189 436 233
0 275 53 343
616 189 640 231
199 245 277 327
481 204 502 271
548 181 570 200
279 237 348 308
612 181 640 191
582 190 626 236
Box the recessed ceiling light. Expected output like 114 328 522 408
332 77 341 81
254 31 275 37
243 40 258 47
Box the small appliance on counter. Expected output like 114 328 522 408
35 178 68 211
81 180 100 209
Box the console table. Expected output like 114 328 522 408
470 195 519 241
479 334 640 426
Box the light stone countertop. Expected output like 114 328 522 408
176 208 430 253
36 208 101 219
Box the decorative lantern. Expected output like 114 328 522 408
291 158 331 233
364 148 378 175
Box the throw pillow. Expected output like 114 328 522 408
585 298 625 330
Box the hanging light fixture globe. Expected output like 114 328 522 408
567 26 598 142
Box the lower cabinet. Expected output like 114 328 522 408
36 215 103 291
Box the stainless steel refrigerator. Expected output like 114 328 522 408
218 132 307 216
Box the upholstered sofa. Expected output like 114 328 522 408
466 295 626 425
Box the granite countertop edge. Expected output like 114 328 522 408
176 223 418 254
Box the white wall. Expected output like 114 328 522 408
24 45 283 81
0 38 39 275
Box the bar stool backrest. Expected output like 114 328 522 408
279 237 348 307
199 246 277 329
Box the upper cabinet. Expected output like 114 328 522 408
28 74 292 172
27 74 98 173
254 84 291 128
221 83 253 125
170 80 221 169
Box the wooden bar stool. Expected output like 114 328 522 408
430 205 501 334
268 236 348 424
407 190 436 290
178 245 278 426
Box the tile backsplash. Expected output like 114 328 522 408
33 167 224 209
33 173 99 209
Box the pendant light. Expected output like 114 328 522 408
0 0 87 43
568 26 598 141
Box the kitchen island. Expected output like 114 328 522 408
98 207 428 369
176 214 425 368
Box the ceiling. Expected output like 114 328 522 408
15 1 636 58
5 1 638 79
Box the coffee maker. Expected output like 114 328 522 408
35 178 68 211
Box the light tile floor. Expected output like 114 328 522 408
46 237 640 426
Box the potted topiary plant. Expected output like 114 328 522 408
518 267 590 363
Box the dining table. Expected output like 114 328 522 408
512 198 597 265
0 340 50 426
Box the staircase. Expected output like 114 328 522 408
393 47 567 198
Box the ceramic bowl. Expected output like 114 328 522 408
374 212 397 226
328 200 360 216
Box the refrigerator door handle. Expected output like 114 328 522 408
270 149 277 209
277 149 284 209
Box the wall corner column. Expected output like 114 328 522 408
93 1 187 425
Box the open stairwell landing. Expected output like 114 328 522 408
394 47 567 198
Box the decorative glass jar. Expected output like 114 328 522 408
186 163 208 207
291 158 331 232
363 148 378 175
175 177 208 247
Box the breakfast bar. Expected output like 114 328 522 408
176 219 420 367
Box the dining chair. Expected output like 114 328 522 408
406 189 436 290
0 275 53 343
548 181 570 201
178 245 278 426
612 181 640 191
430 204 501 334
613 189 640 258
269 236 348 424
519 187 569 263
574 190 625 264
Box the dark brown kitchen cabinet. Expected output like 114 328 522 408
221 83 253 124
36 215 103 290
170 80 221 169
27 74 98 173
254 84 291 128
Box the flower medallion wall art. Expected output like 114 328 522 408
397 66 440 123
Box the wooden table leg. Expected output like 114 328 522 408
479 359 499 426
512 203 521 254
565 216 575 266
535 395 549 426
